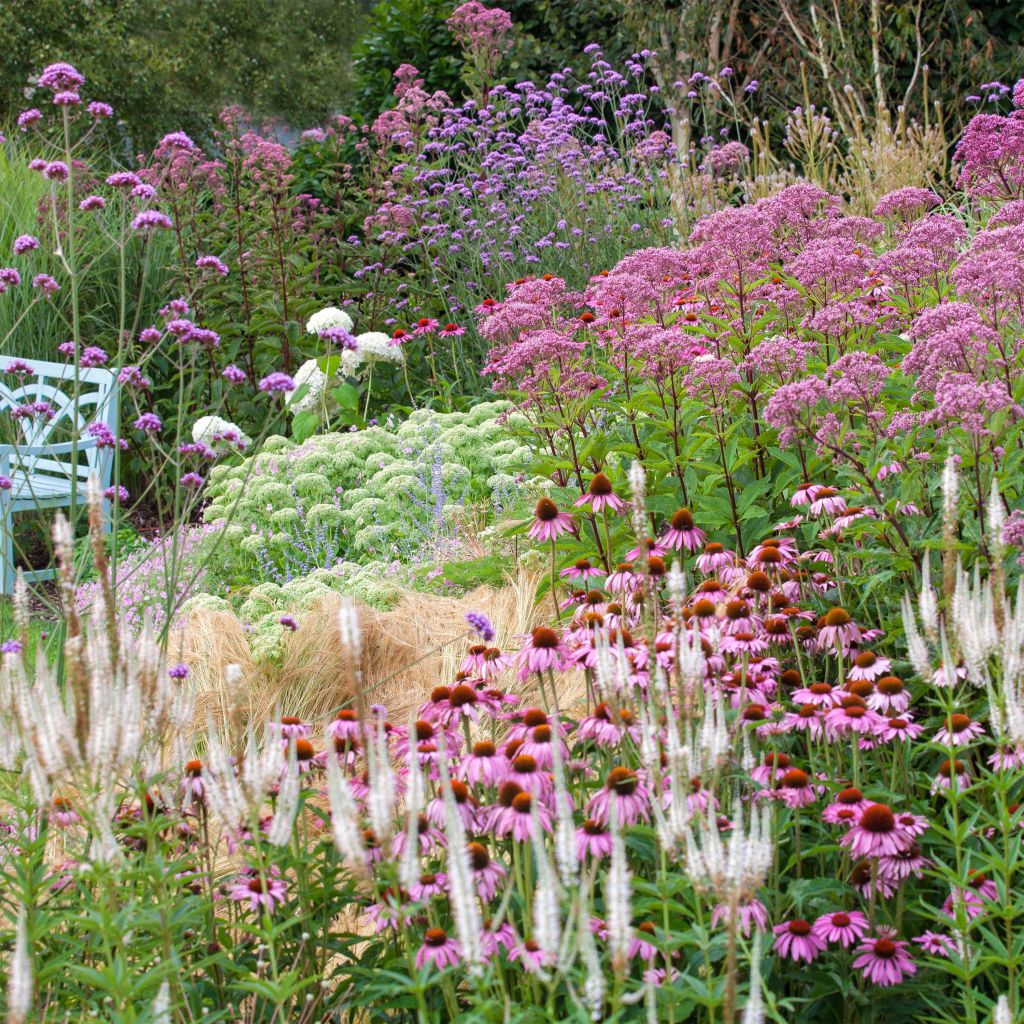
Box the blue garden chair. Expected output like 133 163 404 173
0 358 118 593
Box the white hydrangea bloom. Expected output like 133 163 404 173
288 358 331 415
356 331 404 366
306 306 354 336
192 415 251 448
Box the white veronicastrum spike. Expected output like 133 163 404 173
6 908 32 1024
605 806 633 972
993 995 1012 1024
438 744 483 972
366 718 396 843
324 734 367 874
531 815 561 966
549 715 578 887
942 453 959 527
678 623 705 692
918 551 939 640
399 717 425 892
900 592 933 683
337 598 362 653
666 559 687 612
628 460 646 539
988 480 1007 551
741 932 765 1024
151 981 171 1024
267 742 300 847
578 897 605 1020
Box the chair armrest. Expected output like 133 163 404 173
0 437 100 456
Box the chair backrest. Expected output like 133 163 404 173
0 358 119 487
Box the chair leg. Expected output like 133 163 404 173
1 509 14 597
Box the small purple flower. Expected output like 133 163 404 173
4 360 32 375
195 255 229 276
131 210 173 231
17 108 42 130
106 172 141 189
131 183 157 200
139 327 161 345
32 274 60 295
1 640 23 655
320 325 357 350
79 195 106 212
104 485 129 502
180 472 204 488
0 268 22 288
279 615 299 631
118 366 151 390
465 611 495 642
42 161 70 181
53 91 81 107
259 372 295 394
168 663 190 679
13 235 39 255
0 477 12 491
38 63 85 91
79 347 109 367
87 101 114 118
222 364 247 384
133 412 162 432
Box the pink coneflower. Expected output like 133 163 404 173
778 768 818 807
696 542 736 575
878 842 929 882
327 709 362 745
934 713 985 746
275 716 310 739
849 859 897 899
942 872 999 921
426 780 479 830
841 803 912 858
913 931 957 957
932 662 968 687
808 487 847 517
489 786 552 841
560 557 604 580
710 899 769 937
988 744 1024 771
931 758 970 793
480 646 514 678
481 918 517 957
606 562 642 594
848 650 892 682
773 919 827 963
822 787 868 824
415 928 462 970
391 814 446 858
460 740 511 786
782 703 825 737
722 631 770 656
693 578 729 604
180 760 206 806
516 627 567 679
508 938 554 971
518 724 567 771
461 644 488 675
625 536 668 561
750 752 792 786
661 508 706 552
409 872 448 901
578 702 625 747
50 796 80 828
867 675 909 713
876 716 924 743
586 767 650 826
575 818 613 859
628 921 660 961
813 910 869 948
529 497 574 542
817 607 861 654
791 482 826 507
575 472 627 514
507 754 554 799
438 322 465 338
229 867 288 914
413 317 440 335
852 935 916 986
826 505 878 532
792 680 841 707
467 842 507 901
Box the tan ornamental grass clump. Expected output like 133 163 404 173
176 568 560 738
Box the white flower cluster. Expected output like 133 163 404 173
305 306 353 336
341 331 405 377
192 415 251 448
288 359 332 416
